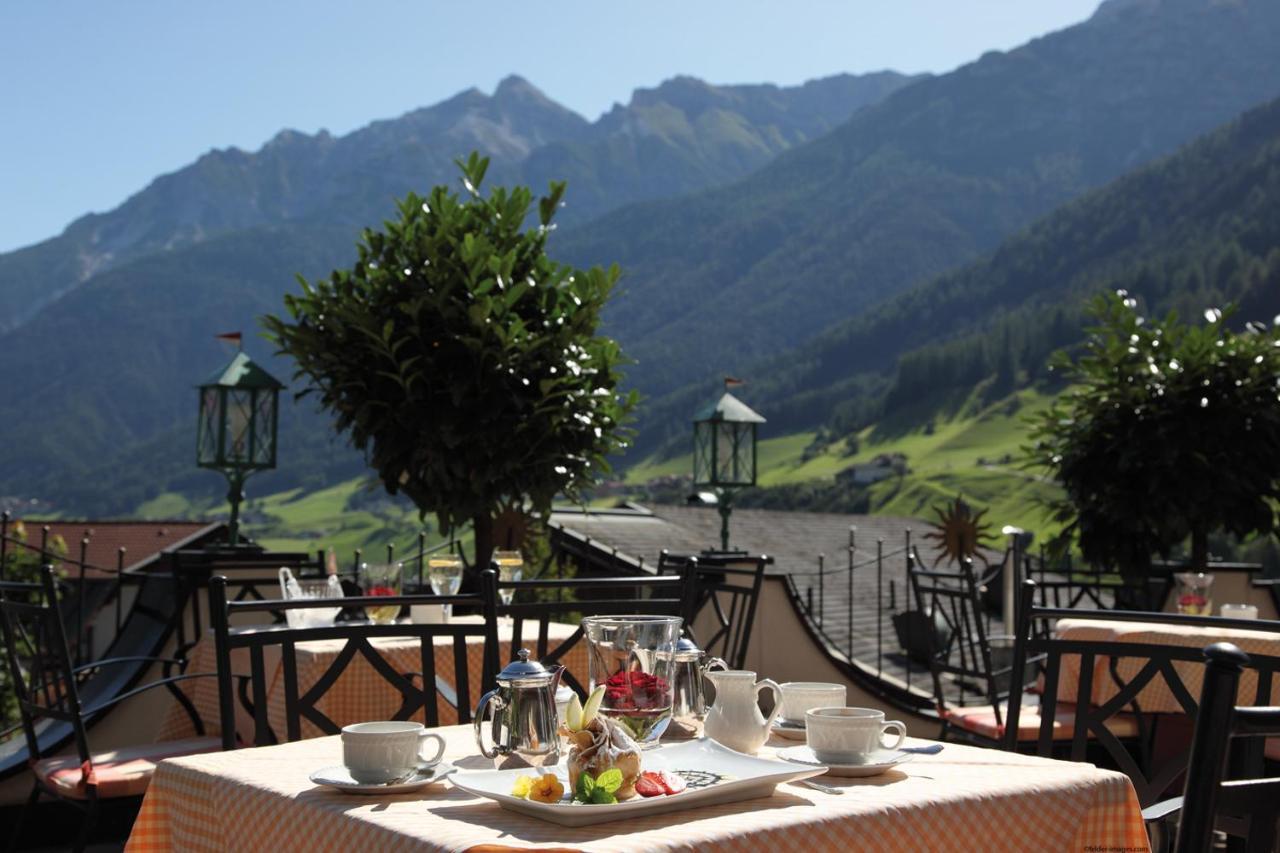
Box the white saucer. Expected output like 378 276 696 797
777 745 913 777
309 762 456 794
772 720 808 741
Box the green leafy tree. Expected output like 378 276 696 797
1028 291 1280 576
264 154 637 572
1 523 67 731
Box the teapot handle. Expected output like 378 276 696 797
473 688 509 759
756 678 783 730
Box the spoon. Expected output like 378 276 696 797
798 779 844 796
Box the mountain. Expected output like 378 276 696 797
0 71 916 334
0 72 915 513
669 86 1280 458
558 0 1280 448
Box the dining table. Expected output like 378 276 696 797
125 725 1150 852
157 616 589 744
1053 617 1280 712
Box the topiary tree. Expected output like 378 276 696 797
264 154 636 573
1027 290 1280 577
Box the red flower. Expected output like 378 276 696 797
602 670 670 711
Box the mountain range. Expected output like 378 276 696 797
0 71 913 334
5 0 1280 518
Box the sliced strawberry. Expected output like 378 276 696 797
635 772 666 798
658 770 687 795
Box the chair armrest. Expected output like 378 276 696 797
1142 796 1182 822
72 655 187 674
80 672 220 716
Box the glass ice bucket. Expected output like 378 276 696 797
581 615 682 747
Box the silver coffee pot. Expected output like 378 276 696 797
667 637 727 739
474 649 565 768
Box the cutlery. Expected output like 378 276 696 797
798 779 844 795
901 743 944 755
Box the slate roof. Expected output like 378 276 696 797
8 519 225 578
546 502 988 576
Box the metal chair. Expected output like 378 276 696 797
0 566 219 852
485 567 693 696
657 550 770 670
907 555 1045 746
1006 580 1280 811
208 575 499 748
1171 643 1280 853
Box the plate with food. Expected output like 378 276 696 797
450 687 826 827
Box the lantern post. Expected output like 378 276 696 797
196 348 284 546
692 384 765 551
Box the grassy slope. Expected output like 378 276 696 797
137 388 1061 551
625 388 1064 536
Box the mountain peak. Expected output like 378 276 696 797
493 74 544 101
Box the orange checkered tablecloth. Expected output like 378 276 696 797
1054 618 1280 713
127 727 1149 852
158 618 588 744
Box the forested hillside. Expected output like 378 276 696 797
565 0 1280 450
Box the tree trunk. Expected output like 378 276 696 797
1191 526 1209 572
471 511 495 584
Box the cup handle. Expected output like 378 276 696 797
880 720 907 751
418 732 446 766
757 678 783 729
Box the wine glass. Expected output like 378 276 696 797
493 550 523 606
427 554 464 620
360 562 402 624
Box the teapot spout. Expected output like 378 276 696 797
549 664 566 694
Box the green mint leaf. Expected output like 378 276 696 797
595 768 623 793
573 771 596 804
590 787 617 805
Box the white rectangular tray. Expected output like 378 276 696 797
450 737 825 827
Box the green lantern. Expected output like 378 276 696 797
692 389 765 550
196 350 284 545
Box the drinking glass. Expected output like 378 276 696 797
361 562 402 624
1175 572 1214 616
427 554 464 620
493 550 523 606
582 615 682 747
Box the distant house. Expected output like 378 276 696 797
835 452 908 486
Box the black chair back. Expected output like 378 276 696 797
908 554 1019 727
208 575 500 749
486 568 693 696
1006 580 1280 807
1175 643 1280 853
0 567 92 775
656 550 769 670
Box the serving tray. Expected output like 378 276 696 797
449 737 825 827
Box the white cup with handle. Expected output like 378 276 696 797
341 721 446 784
805 707 906 764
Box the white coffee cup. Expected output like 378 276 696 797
778 682 847 725
805 707 906 764
341 721 446 784
1220 603 1258 620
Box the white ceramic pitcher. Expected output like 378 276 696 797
702 670 782 754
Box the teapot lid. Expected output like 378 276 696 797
496 649 557 685
674 636 703 661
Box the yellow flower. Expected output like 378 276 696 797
528 774 565 804
511 775 536 798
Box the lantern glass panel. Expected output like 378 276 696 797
735 423 755 484
693 421 713 485
226 389 253 464
252 389 276 466
197 388 223 466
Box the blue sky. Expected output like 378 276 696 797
1 1 1099 253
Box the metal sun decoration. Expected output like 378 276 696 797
923 496 996 568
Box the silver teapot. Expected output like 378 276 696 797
474 649 565 768
666 637 727 740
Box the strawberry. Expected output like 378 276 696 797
635 772 666 798
657 770 686 795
